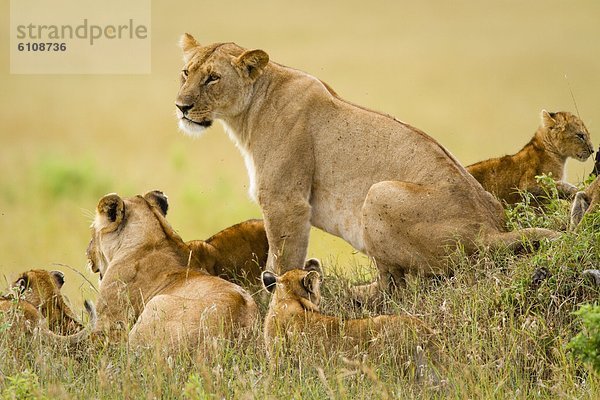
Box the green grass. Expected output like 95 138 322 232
1 193 600 399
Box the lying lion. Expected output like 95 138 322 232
175 35 557 294
262 259 438 377
467 110 594 205
0 269 84 335
88 214 268 289
83 190 259 352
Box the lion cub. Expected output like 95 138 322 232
0 269 83 335
467 110 594 205
262 259 437 376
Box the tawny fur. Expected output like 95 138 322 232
262 260 435 363
467 111 593 205
0 269 83 335
570 175 600 229
186 219 268 287
85 191 259 352
175 35 557 294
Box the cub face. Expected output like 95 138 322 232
542 110 594 161
87 190 171 280
262 258 323 308
175 33 269 137
10 269 66 308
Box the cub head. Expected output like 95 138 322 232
87 190 178 279
175 33 269 137
11 269 66 309
541 110 594 161
262 258 323 311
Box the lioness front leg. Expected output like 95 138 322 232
260 194 312 273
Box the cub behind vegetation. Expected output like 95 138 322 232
0 269 83 335
570 151 600 229
467 110 593 205
262 259 438 377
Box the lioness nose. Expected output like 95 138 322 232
176 103 193 114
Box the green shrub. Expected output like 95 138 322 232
569 304 600 372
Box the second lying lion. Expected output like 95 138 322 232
262 259 439 377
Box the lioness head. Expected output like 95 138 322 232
175 33 269 137
87 190 177 280
262 259 323 310
541 110 594 161
11 269 66 309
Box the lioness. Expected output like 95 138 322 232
467 110 594 205
262 259 437 376
175 34 556 293
0 269 83 335
85 190 258 352
88 217 268 288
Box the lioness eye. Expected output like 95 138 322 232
205 74 220 85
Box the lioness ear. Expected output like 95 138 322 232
180 33 200 63
235 49 269 80
262 271 278 294
541 109 556 128
95 193 124 232
304 258 322 275
303 270 321 295
50 270 65 289
144 190 169 216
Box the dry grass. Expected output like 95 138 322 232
1 0 600 397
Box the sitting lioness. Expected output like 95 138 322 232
467 110 594 205
0 269 84 335
262 259 438 376
84 190 258 352
175 34 556 293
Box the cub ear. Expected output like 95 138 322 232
179 33 200 63
541 109 557 128
304 258 322 275
49 270 65 289
569 191 591 229
144 190 169 216
95 193 124 232
262 271 278 294
235 49 269 80
303 270 321 295
14 274 29 293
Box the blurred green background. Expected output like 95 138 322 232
1 0 599 306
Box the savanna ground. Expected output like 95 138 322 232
1 0 600 398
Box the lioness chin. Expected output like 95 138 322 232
175 34 557 296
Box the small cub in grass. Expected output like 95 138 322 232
467 110 594 205
262 259 438 378
0 269 83 335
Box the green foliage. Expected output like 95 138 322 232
1 370 48 400
569 304 600 372
35 155 112 200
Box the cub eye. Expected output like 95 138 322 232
576 132 586 141
205 73 220 85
